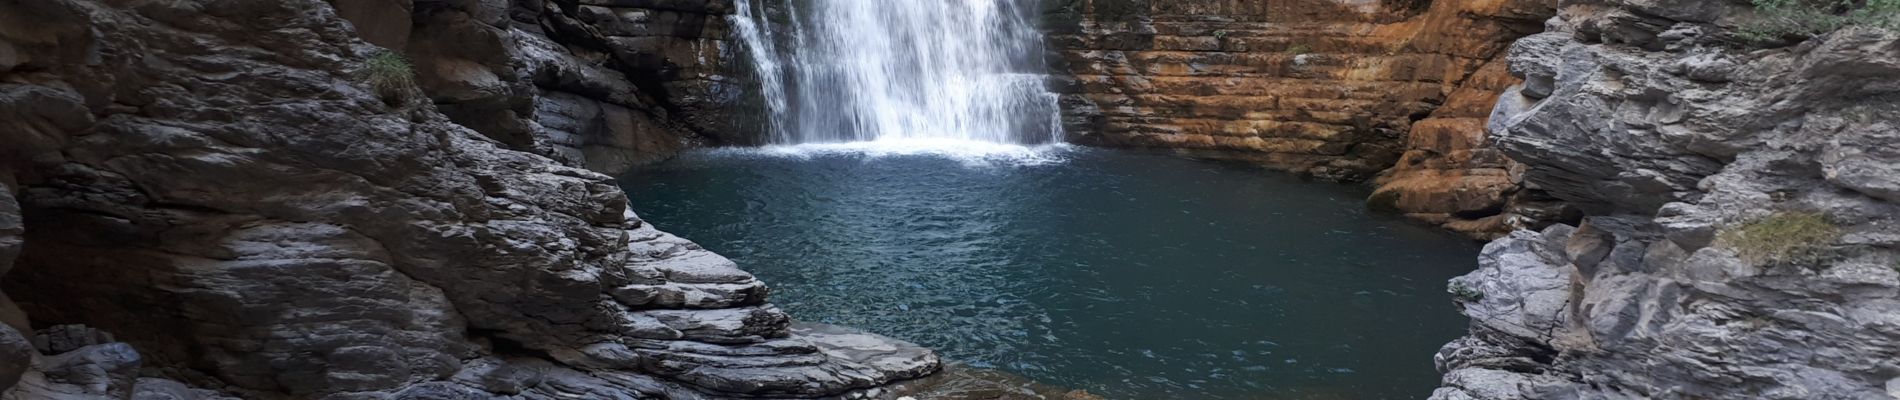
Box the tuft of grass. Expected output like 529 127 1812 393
1740 0 1900 44
1447 281 1484 302
359 50 416 103
1718 211 1842 266
1285 43 1312 55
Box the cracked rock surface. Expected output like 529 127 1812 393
0 0 934 398
1434 2 1900 399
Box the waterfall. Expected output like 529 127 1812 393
731 0 1064 145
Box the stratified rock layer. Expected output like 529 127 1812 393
1434 2 1900 398
1042 0 1563 237
0 0 933 398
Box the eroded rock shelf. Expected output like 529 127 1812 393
0 0 932 398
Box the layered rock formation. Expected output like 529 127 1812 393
1042 0 1571 237
329 0 755 175
0 0 933 398
1435 2 1900 398
1367 44 1578 239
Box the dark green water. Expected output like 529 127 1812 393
620 144 1481 399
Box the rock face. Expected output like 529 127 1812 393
329 0 754 175
1368 49 1579 239
1435 2 1900 398
0 0 934 398
1 324 236 400
1042 0 1569 237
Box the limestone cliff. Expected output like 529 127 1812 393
0 1 932 398
1435 2 1900 398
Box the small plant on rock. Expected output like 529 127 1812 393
1741 0 1900 43
359 50 416 103
1447 281 1484 302
1285 43 1312 55
1717 211 1842 266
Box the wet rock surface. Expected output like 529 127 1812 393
0 0 932 398
1435 2 1900 398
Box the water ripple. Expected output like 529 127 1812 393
623 148 1481 399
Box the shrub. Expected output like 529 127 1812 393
1285 43 1312 55
1741 0 1900 43
1717 211 1842 266
359 51 416 103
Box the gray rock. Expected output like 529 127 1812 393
0 0 934 398
131 378 239 400
0 179 26 335
1675 52 1737 83
1441 3 1900 398
401 0 738 175
0 324 29 394
2 325 187 400
1508 32 1571 99
32 325 115 355
36 342 141 398
1821 120 1900 203
1448 229 1574 346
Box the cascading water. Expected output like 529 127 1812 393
731 0 1064 145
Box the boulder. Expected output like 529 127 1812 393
1436 5 1900 398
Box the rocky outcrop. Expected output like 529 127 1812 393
1042 0 1568 237
1434 2 1900 398
326 0 752 175
1368 51 1579 239
0 0 933 398
0 324 236 400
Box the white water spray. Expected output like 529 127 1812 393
731 0 1064 145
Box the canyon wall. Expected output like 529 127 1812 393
1436 2 1900 399
0 0 932 398
330 0 757 175
1042 0 1570 237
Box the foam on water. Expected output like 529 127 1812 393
702 138 1073 167
731 0 1062 145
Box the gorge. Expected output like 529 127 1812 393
624 147 1483 398
2 0 1898 399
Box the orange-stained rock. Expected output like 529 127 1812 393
1373 55 1524 238
1045 0 1565 238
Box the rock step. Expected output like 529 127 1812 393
611 282 768 310
652 324 940 397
